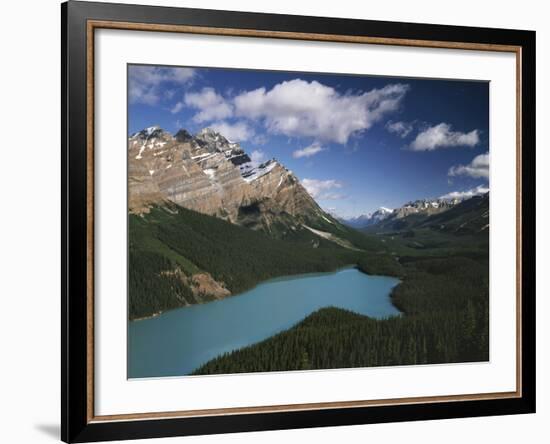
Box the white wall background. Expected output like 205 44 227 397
0 0 546 443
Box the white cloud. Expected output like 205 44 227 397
440 184 489 200
292 142 325 158
234 79 409 144
448 152 489 179
248 149 268 168
128 66 195 105
170 101 185 114
209 121 255 142
181 87 233 122
410 123 480 151
385 120 413 138
250 150 266 163
252 134 268 145
302 178 344 200
320 192 347 200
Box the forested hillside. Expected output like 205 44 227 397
129 203 385 319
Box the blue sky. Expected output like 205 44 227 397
128 64 489 218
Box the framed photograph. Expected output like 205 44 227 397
62 1 536 442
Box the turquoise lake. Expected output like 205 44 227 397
128 267 401 378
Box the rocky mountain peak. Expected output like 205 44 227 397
195 127 226 145
175 129 193 143
128 126 334 237
197 126 219 137
130 125 167 141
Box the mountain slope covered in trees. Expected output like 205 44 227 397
129 202 387 319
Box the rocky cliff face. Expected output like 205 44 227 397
128 126 331 233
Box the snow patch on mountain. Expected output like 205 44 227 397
241 160 277 183
203 168 216 179
145 126 160 136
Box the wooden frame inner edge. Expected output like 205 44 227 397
85 19 523 423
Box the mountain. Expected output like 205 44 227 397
341 207 394 229
362 194 488 234
128 126 348 242
360 198 460 232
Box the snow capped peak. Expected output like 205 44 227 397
131 125 167 141
195 127 231 148
339 206 394 228
145 125 161 136
197 127 220 138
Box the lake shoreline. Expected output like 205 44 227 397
129 267 401 378
129 263 367 322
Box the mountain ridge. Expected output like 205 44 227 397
340 207 394 228
362 193 489 234
340 197 467 230
128 126 348 243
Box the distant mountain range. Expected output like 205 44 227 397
340 207 394 228
340 198 464 230
354 194 488 234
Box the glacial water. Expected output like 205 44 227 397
128 267 400 378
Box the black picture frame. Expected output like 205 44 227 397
62 1 536 442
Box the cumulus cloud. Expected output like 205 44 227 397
170 101 185 114
410 123 480 151
128 66 195 105
250 150 265 164
440 184 489 200
302 178 344 200
292 142 325 158
252 134 269 145
180 87 233 122
246 149 269 168
448 152 489 179
385 120 413 138
209 120 255 142
320 192 347 200
234 79 409 144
